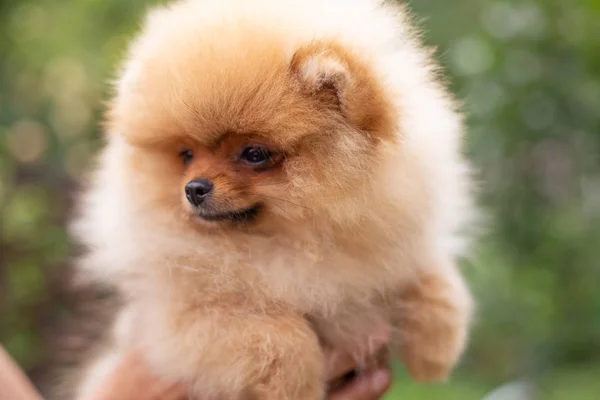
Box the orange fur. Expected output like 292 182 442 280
70 1 477 399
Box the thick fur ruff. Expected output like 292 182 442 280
71 0 477 399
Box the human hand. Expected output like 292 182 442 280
88 351 189 400
91 327 392 400
325 327 393 400
0 346 44 400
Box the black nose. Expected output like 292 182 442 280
185 179 214 206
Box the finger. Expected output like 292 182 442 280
105 350 190 400
0 346 44 400
327 345 390 394
158 386 192 400
326 327 391 381
148 381 191 400
328 368 392 400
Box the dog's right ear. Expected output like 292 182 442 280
290 41 396 139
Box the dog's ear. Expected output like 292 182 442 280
290 41 353 113
290 41 396 139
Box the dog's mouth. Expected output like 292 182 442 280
196 203 263 224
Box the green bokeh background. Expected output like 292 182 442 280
1 0 599 399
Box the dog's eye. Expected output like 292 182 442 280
240 146 272 166
179 149 194 165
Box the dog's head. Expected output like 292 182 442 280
106 6 397 233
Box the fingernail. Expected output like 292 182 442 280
371 369 391 392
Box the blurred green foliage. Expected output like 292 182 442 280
0 0 599 398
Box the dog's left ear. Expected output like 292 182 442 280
291 42 352 113
290 41 396 138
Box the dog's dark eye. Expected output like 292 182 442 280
179 149 194 165
240 146 272 166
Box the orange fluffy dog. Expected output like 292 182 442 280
71 0 476 398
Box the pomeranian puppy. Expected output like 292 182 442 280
71 0 476 398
